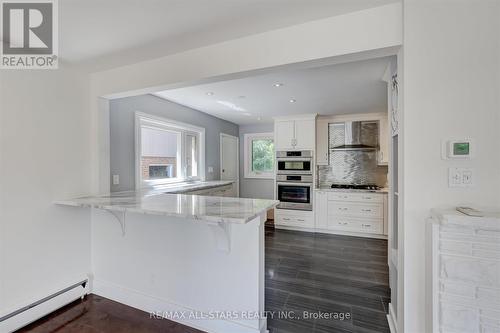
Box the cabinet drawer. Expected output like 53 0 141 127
328 202 383 219
327 192 384 203
328 216 383 234
276 214 313 227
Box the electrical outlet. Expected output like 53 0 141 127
113 174 120 185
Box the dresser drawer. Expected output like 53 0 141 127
328 216 383 234
328 202 383 219
327 192 384 203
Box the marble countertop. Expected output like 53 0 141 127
315 187 389 194
55 191 278 224
147 180 234 194
431 207 500 230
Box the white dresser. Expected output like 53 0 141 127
428 208 500 333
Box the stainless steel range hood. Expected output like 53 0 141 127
330 121 378 151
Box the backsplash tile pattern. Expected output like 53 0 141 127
318 150 388 187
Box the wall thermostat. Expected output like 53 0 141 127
442 139 474 159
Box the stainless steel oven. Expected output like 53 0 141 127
276 150 313 175
276 175 313 211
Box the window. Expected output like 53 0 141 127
244 133 274 179
135 112 205 188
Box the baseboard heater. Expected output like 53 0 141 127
0 279 88 333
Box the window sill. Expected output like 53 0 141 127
244 174 274 180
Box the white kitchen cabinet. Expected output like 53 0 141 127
295 119 315 150
378 117 389 165
316 119 329 165
314 190 328 229
274 115 317 151
314 189 388 238
274 120 295 150
275 209 314 228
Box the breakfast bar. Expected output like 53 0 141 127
56 192 278 333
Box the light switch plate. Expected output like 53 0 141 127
113 174 120 185
449 167 474 187
208 166 214 173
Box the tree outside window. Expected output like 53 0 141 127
245 133 274 179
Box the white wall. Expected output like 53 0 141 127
0 68 91 315
239 124 275 200
403 1 500 332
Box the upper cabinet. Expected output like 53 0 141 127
378 116 389 165
316 119 329 165
274 115 317 151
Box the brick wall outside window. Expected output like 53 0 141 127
141 156 177 179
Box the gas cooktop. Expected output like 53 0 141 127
330 184 381 190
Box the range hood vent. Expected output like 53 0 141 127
329 121 378 151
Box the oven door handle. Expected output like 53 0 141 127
276 158 312 162
276 182 313 187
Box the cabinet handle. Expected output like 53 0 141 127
362 196 372 200
362 224 372 227
338 207 348 211
283 218 291 221
297 219 305 222
380 151 384 161
362 209 372 212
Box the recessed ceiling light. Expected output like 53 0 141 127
257 116 262 121
206 92 214 96
289 99 296 103
274 83 284 87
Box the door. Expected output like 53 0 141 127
274 120 295 150
220 133 239 196
294 119 315 150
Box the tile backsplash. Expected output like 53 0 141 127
318 150 388 187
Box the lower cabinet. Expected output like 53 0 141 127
275 209 314 229
315 190 387 238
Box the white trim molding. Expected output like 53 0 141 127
243 132 274 179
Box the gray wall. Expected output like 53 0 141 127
239 123 275 199
110 94 239 192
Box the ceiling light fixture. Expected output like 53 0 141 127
206 92 214 96
274 83 284 87
289 99 296 103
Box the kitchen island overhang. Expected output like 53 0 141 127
56 192 278 333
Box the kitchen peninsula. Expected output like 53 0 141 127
56 192 278 333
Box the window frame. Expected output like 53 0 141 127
135 112 205 189
243 132 275 179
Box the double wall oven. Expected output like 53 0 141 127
276 150 313 211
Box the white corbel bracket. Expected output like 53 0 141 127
104 209 126 237
206 221 231 253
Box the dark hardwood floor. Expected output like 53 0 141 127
18 228 390 333
16 294 204 333
265 227 390 333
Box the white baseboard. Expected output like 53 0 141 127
387 303 397 333
274 224 388 239
92 279 266 333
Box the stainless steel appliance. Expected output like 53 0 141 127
275 150 313 211
329 121 378 151
276 181 313 211
276 150 313 175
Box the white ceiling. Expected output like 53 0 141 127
60 0 398 70
154 56 393 125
